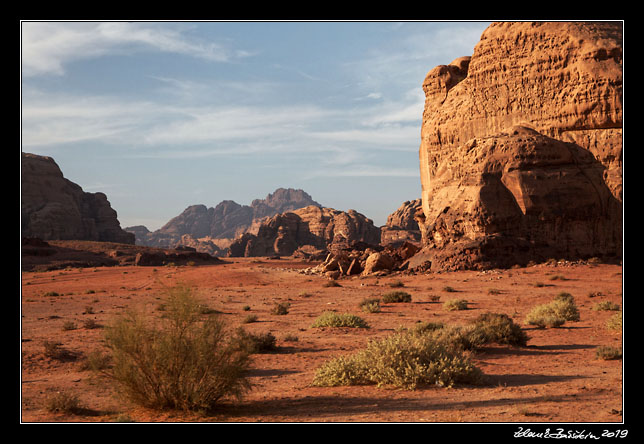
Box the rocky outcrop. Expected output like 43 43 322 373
21 152 134 244
380 199 423 245
228 205 381 257
129 188 321 251
416 21 622 271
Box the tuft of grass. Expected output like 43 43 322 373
46 391 83 414
388 280 405 288
271 301 290 315
323 280 342 288
595 346 622 360
442 286 457 293
236 329 278 353
359 297 381 313
443 299 468 311
62 321 77 331
102 284 252 411
381 291 412 303
606 313 622 331
592 301 620 311
242 314 258 324
311 311 369 329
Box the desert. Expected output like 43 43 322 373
21 20 623 427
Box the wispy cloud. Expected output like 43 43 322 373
21 22 252 77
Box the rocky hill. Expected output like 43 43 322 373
415 21 622 271
228 205 381 257
21 152 134 244
128 188 321 251
380 199 422 246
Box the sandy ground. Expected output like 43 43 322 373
20 257 624 425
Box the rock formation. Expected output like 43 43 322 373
380 199 423 245
21 152 134 244
417 21 622 271
128 188 320 251
228 205 381 257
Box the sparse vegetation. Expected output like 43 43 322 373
595 346 622 360
271 301 290 315
525 293 580 328
102 284 252 411
388 280 405 288
592 301 620 311
237 329 278 353
443 299 468 311
443 286 457 293
359 297 381 313
381 291 412 303
312 326 484 389
46 391 83 414
311 311 369 329
323 280 342 288
242 314 259 324
606 313 622 331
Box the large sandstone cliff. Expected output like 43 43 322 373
21 152 134 244
417 21 622 271
228 205 381 257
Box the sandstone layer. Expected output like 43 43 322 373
228 205 381 257
21 153 134 245
417 21 622 271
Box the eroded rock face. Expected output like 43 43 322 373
380 199 423 245
21 153 134 244
418 22 622 271
228 205 381 257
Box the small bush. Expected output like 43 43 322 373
46 391 82 414
236 329 278 353
312 327 483 389
443 299 468 311
596 346 622 360
359 297 381 313
62 321 77 331
381 291 412 303
242 314 258 324
103 284 252 411
271 302 290 315
606 313 622 331
388 280 405 288
526 294 580 328
469 313 529 347
323 280 342 288
443 286 457 293
592 301 620 311
311 312 369 329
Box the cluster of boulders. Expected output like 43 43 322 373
301 241 420 279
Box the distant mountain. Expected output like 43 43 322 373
127 188 321 251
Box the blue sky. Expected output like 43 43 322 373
21 21 490 230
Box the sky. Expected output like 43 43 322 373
21 20 491 230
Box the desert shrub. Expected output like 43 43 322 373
236 329 278 353
43 341 76 361
242 314 258 324
323 280 342 288
62 321 77 331
595 346 622 360
443 299 468 311
526 294 580 328
312 327 484 389
592 301 620 311
388 280 405 288
442 286 457 293
79 350 112 371
46 391 82 414
606 313 622 331
359 297 381 313
469 313 529 347
311 312 369 329
381 291 412 303
102 284 252 411
271 301 290 315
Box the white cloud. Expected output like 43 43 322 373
21 21 251 77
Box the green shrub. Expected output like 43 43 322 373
381 291 412 303
359 297 381 313
312 327 483 389
443 299 468 311
311 312 369 329
103 284 252 411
